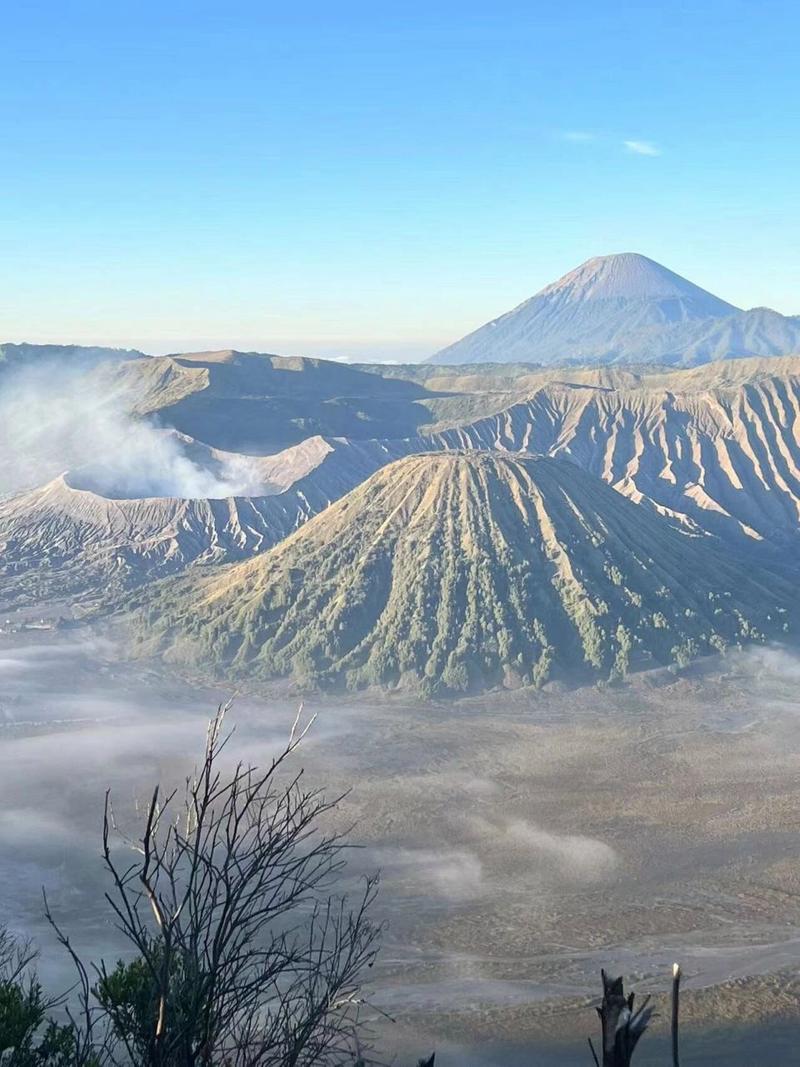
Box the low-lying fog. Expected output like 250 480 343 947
2 631 800 1064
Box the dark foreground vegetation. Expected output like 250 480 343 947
0 705 690 1065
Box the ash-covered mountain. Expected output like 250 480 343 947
133 452 795 694
4 335 800 696
6 357 800 610
0 434 397 602
429 253 800 367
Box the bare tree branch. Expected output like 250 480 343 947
81 702 382 1066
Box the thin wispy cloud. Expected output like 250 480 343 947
559 132 662 158
560 130 596 143
624 139 661 157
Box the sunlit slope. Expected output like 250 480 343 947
431 367 800 549
136 452 795 694
0 475 315 602
0 432 415 606
0 435 408 603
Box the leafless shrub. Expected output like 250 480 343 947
45 702 381 1065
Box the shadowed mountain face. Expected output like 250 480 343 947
429 254 800 367
530 252 736 310
134 452 796 694
116 350 441 452
4 339 800 699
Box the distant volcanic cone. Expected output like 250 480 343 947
429 252 800 367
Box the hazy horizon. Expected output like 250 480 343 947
4 248 799 364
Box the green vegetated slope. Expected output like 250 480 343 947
134 452 795 695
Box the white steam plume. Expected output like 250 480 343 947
0 359 268 499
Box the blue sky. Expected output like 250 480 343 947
1 1 798 360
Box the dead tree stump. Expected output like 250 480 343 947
593 969 653 1067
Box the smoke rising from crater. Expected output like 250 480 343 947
0 359 268 499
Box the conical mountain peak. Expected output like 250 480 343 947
428 252 800 366
539 253 736 308
135 451 796 695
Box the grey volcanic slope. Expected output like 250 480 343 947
133 452 796 694
0 476 309 604
429 253 800 367
7 358 800 604
429 362 800 553
0 435 406 605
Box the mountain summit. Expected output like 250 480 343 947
537 253 734 310
429 253 800 367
